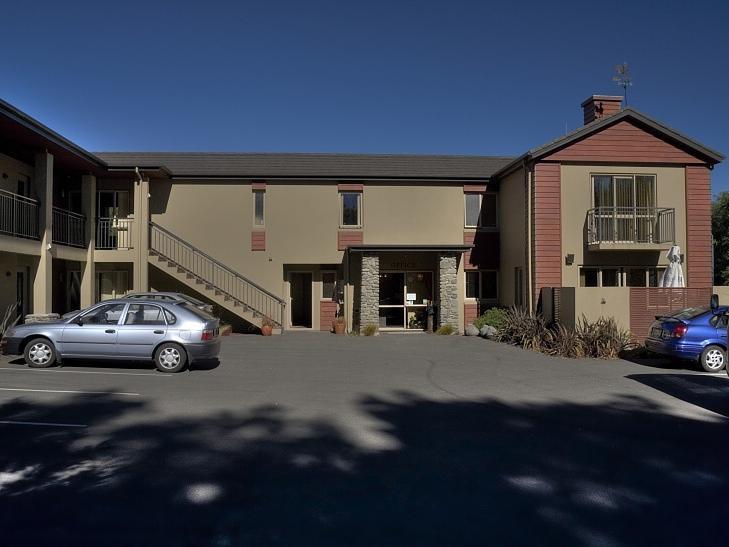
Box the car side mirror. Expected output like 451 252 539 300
75 316 89 326
710 293 719 313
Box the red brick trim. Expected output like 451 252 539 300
338 183 363 192
252 182 266 191
463 231 499 270
685 165 713 287
463 184 487 193
464 301 479 326
338 230 363 250
251 230 266 251
544 120 705 164
320 300 337 331
532 162 561 305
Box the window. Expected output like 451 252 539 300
514 268 524 307
464 193 497 228
466 270 498 301
322 271 337 300
124 304 166 325
254 190 265 226
592 174 656 209
579 266 666 287
96 271 128 301
340 192 361 226
164 309 177 324
80 303 126 325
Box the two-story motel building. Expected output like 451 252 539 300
0 96 723 335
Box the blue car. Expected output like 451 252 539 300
645 305 728 372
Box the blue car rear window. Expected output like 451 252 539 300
669 307 709 320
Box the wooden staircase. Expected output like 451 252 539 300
148 222 285 333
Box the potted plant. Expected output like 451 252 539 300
332 315 346 335
260 317 275 336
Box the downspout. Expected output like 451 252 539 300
525 159 533 312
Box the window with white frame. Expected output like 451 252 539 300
253 190 265 226
579 266 665 287
465 270 498 301
464 193 497 228
340 192 361 227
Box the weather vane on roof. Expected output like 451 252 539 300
612 63 632 107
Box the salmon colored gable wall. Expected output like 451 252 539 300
532 162 562 305
544 120 706 164
685 165 713 287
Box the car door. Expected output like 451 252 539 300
61 303 127 357
115 304 168 358
714 313 729 345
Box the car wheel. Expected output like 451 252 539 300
700 345 726 372
24 338 57 368
154 343 187 373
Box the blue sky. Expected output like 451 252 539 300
2 0 728 191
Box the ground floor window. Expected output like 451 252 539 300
378 271 433 329
465 270 498 301
96 271 129 301
579 266 665 287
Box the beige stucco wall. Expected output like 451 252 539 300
0 153 33 194
149 179 468 328
363 183 464 244
561 164 687 287
713 286 729 305
498 166 526 306
559 287 631 331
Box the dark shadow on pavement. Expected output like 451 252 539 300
0 391 728 546
189 358 221 371
619 349 699 372
627 373 729 418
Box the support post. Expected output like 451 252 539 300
32 152 53 314
133 177 150 292
80 174 97 307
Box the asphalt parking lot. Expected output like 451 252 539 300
1 333 728 546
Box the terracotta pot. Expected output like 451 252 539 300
261 325 273 336
333 320 346 335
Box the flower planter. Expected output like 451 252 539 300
260 325 273 336
332 319 346 335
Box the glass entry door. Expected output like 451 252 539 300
378 271 433 330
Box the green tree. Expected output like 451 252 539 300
712 192 729 285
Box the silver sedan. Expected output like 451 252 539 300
0 299 221 373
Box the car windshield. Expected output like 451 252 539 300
179 302 216 321
669 306 709 320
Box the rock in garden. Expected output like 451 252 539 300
480 325 498 339
465 324 480 336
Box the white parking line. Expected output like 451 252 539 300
0 388 140 396
0 367 168 378
0 420 87 428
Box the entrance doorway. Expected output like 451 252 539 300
378 271 433 330
289 272 313 327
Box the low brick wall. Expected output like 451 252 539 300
629 287 712 339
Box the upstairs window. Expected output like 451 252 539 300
254 190 265 226
464 193 497 228
340 192 361 227
592 174 655 209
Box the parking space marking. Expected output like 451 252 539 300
0 388 140 396
0 367 168 378
0 420 87 428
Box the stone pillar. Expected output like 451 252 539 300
133 177 150 292
438 253 459 331
32 152 53 314
80 174 96 308
359 253 379 332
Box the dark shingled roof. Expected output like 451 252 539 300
95 152 514 180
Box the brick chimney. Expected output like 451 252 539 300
581 95 623 124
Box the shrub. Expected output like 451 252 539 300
473 307 508 331
435 324 456 335
495 308 631 359
261 317 275 328
362 324 378 336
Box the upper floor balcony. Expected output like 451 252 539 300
52 206 86 248
96 217 134 250
0 188 40 240
587 206 675 251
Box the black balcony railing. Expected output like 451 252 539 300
96 217 134 249
52 207 86 248
587 207 675 245
0 189 39 240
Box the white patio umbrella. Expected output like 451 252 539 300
659 245 685 287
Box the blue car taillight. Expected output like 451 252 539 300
671 323 688 338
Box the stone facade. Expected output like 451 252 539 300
359 253 380 332
438 253 459 330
